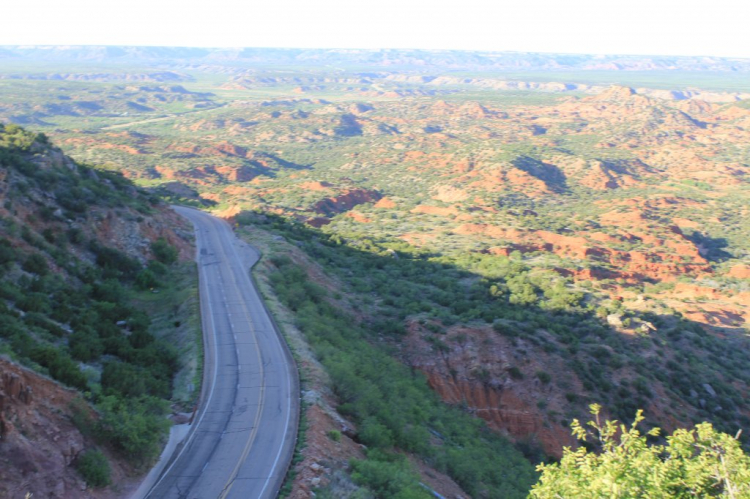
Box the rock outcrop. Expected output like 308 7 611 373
0 359 130 499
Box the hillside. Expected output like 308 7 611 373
0 124 198 497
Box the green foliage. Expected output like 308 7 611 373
136 268 159 290
75 449 111 487
22 252 49 275
269 256 537 498
101 360 171 399
95 395 170 464
351 451 431 499
92 243 142 279
508 366 524 380
28 344 88 390
69 327 104 362
531 405 750 498
0 237 17 267
0 123 39 151
536 371 551 384
151 237 178 265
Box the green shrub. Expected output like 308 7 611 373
536 371 552 384
95 395 170 464
0 237 16 266
135 268 159 290
29 344 88 390
151 237 178 265
76 449 111 487
350 451 430 499
69 327 104 362
92 244 141 279
531 405 750 498
23 253 49 276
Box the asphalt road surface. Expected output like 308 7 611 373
146 207 299 499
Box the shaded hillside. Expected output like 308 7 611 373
0 124 198 497
240 212 750 458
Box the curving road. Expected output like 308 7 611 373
146 207 299 499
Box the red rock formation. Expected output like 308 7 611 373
728 264 750 279
411 205 459 217
0 359 133 499
312 189 381 215
215 165 258 182
374 197 396 209
403 324 577 458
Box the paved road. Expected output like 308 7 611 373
146 207 298 499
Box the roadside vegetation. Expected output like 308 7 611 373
0 124 199 484
266 252 537 498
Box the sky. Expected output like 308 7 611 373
1 0 749 58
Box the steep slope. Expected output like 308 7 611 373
0 124 196 497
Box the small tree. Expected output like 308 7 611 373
531 404 750 498
150 237 178 265
76 449 111 487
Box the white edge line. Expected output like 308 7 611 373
256 356 293 498
146 210 221 497
226 222 294 498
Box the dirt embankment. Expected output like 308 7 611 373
0 359 137 499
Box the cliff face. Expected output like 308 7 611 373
423 369 574 458
0 359 130 499
403 323 576 457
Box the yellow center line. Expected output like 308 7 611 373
217 226 266 499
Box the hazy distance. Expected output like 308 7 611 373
1 0 749 58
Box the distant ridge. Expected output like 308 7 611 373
1 45 750 72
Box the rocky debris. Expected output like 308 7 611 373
703 383 717 397
607 314 624 328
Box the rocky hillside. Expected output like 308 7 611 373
0 124 195 497
0 358 125 498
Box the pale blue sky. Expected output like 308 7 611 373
1 0 749 58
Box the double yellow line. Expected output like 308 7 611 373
217 226 266 499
